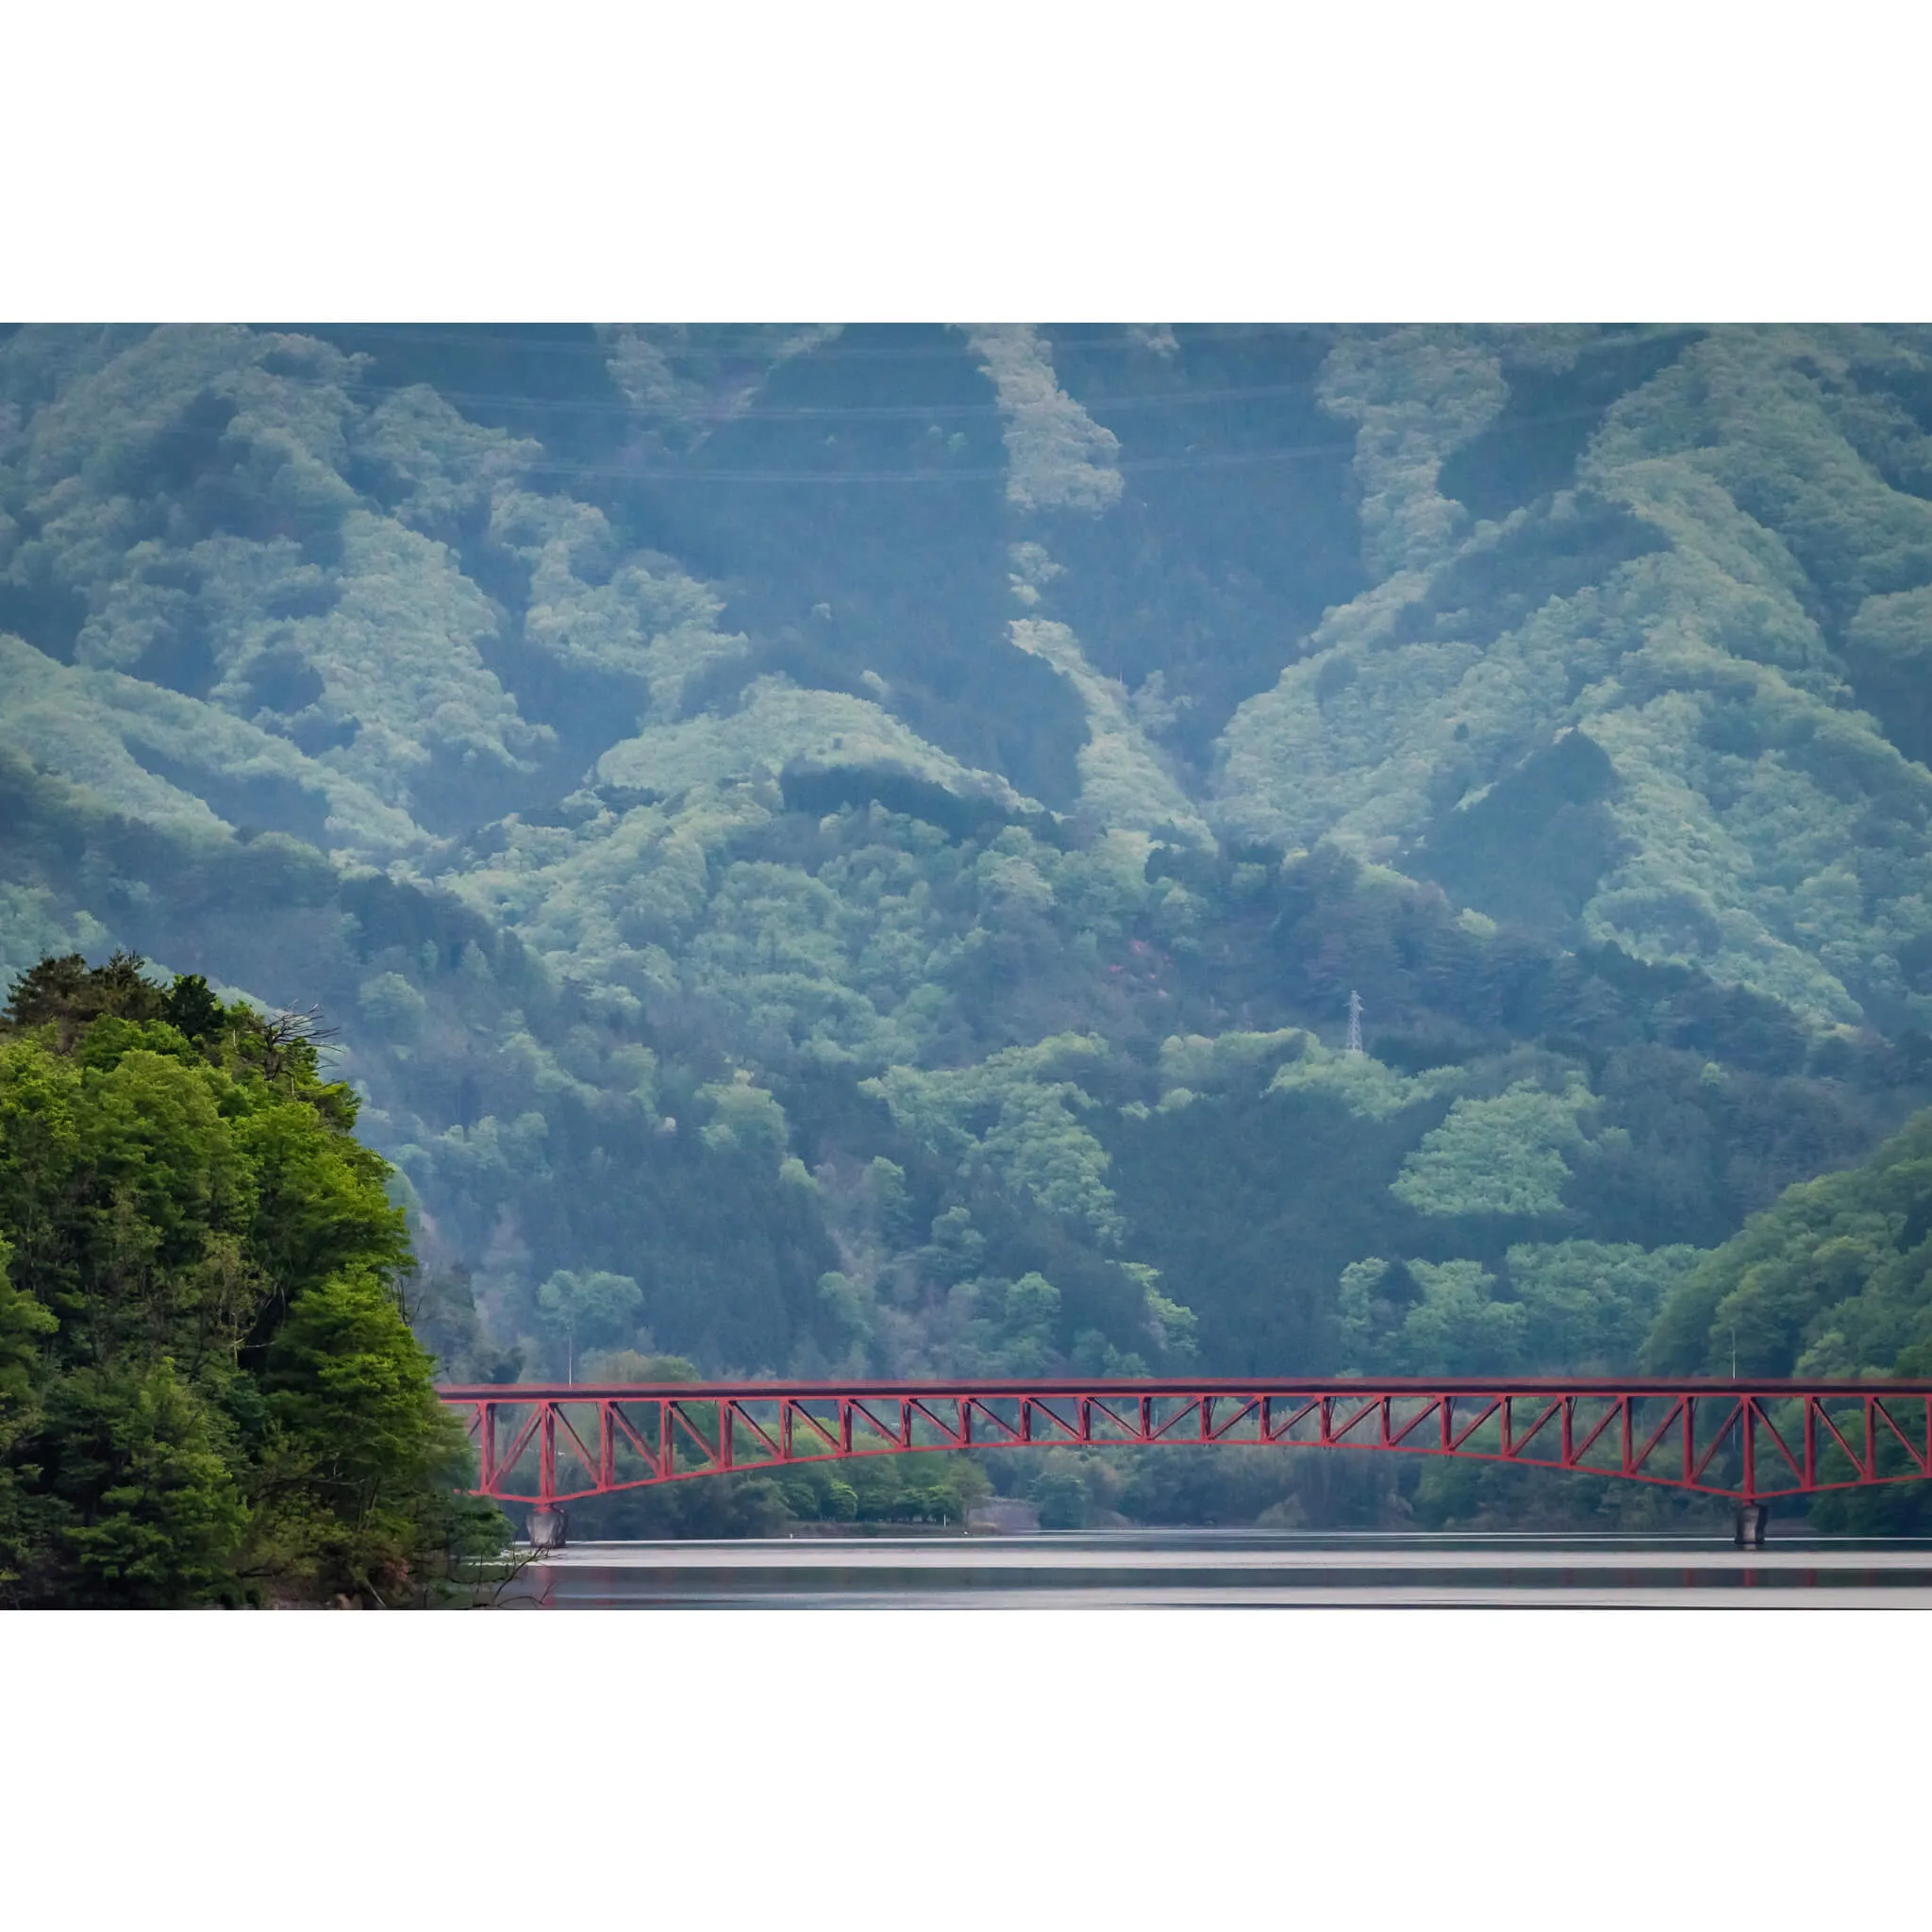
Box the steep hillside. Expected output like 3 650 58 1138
4 324 1931 1442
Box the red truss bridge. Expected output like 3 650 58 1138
438 1377 1932 1545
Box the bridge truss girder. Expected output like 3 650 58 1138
436 1379 1932 1509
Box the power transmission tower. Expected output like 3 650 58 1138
1345 990 1364 1058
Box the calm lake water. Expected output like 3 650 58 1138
511 1531 1932 1607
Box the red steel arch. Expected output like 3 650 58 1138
439 1377 1932 1510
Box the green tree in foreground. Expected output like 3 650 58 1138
0 953 508 1607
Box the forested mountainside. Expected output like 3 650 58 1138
4 325 1932 1508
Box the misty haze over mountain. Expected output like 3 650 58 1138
6 322 1932 1530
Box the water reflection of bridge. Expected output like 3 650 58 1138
436 1377 1932 1549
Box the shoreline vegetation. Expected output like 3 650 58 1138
3 952 1929 1598
0 952 510 1607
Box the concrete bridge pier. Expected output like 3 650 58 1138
527 1507 567 1552
1733 1502 1769 1549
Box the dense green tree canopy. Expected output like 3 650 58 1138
0 952 502 1605
1644 1107 1932 1381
